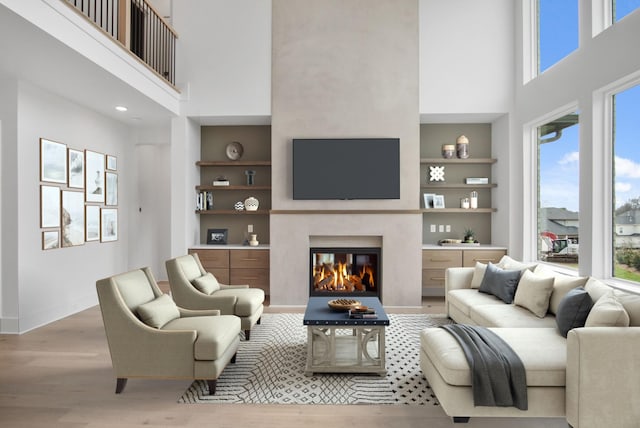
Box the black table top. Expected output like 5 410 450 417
303 296 389 326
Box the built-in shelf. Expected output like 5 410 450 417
420 158 496 164
197 160 272 167
421 183 497 189
420 208 496 213
196 210 270 215
197 185 271 191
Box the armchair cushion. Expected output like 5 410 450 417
163 315 241 360
136 294 180 328
215 288 265 317
192 273 221 295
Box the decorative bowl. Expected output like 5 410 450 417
327 299 361 311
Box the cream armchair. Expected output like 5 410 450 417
96 267 241 395
166 253 264 340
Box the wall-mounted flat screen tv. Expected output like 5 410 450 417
292 138 400 200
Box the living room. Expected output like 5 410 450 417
1 0 640 426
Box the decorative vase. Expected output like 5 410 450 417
234 201 245 211
245 170 255 186
244 196 259 211
441 144 455 159
249 233 259 246
456 135 469 159
470 191 478 209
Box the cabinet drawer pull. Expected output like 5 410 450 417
474 258 495 262
429 258 452 262
430 277 445 281
242 258 258 261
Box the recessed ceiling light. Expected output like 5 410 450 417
115 106 128 112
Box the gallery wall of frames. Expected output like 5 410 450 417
39 137 118 250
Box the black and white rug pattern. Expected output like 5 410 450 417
179 313 452 405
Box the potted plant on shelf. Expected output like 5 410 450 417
463 228 477 244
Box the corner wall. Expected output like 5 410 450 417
270 0 421 306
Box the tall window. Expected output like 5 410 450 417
537 0 579 73
537 113 580 268
613 84 640 283
613 0 640 22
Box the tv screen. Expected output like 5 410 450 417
293 138 400 200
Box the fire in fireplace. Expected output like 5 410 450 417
309 247 380 298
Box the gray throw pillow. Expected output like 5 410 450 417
478 263 522 304
556 287 594 337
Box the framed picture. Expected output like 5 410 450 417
85 150 105 203
206 228 228 245
101 208 118 242
40 138 67 183
105 172 118 206
433 194 446 209
40 185 61 228
423 193 436 209
68 149 84 188
85 205 101 242
61 190 85 247
106 155 117 171
42 230 60 250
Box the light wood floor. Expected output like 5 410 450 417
0 297 567 427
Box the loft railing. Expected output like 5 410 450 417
64 0 177 86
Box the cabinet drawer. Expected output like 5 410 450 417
189 249 229 269
422 268 447 288
462 250 507 267
230 249 269 269
422 250 462 269
230 268 270 295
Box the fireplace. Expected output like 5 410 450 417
309 247 381 299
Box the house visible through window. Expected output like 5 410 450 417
537 0 578 73
537 113 580 268
612 84 640 283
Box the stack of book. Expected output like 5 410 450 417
348 308 377 319
196 191 213 210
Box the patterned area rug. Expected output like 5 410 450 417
179 312 452 405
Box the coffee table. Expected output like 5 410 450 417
303 296 389 376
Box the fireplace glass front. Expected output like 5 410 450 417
309 247 380 299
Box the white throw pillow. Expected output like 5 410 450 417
470 262 488 289
136 294 180 328
498 255 537 272
513 269 555 318
192 272 220 295
533 265 589 315
585 290 630 327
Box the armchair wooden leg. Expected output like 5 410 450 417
257 317 261 325
115 378 128 394
206 379 217 395
453 417 470 423
231 352 237 364
245 329 250 340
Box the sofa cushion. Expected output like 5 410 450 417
470 304 557 328
514 269 555 318
612 289 640 326
420 327 566 387
215 288 265 317
163 315 240 360
498 255 537 272
478 263 522 304
136 294 180 328
470 262 490 289
533 265 589 315
556 287 594 337
448 289 504 317
585 290 630 327
192 272 221 295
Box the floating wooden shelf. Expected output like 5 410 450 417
196 210 270 215
421 183 497 189
420 158 496 164
420 208 496 213
197 185 271 191
197 160 271 167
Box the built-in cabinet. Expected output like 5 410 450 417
189 247 270 296
422 247 506 296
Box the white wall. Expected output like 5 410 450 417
419 0 515 117
6 81 135 333
173 0 271 118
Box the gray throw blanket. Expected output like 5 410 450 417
440 324 528 410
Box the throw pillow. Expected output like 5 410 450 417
470 262 488 289
478 263 522 304
533 265 589 315
513 269 555 318
498 255 538 272
555 287 594 337
136 294 180 328
192 272 220 295
585 290 630 327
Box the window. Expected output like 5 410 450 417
537 113 580 268
612 84 640 283
613 0 640 22
537 0 579 73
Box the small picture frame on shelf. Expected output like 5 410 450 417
207 228 228 245
433 195 445 209
423 193 435 209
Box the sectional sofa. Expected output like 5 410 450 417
419 256 640 427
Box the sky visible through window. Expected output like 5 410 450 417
538 0 578 73
614 0 640 22
614 84 640 209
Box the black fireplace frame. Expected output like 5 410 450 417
309 247 381 300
